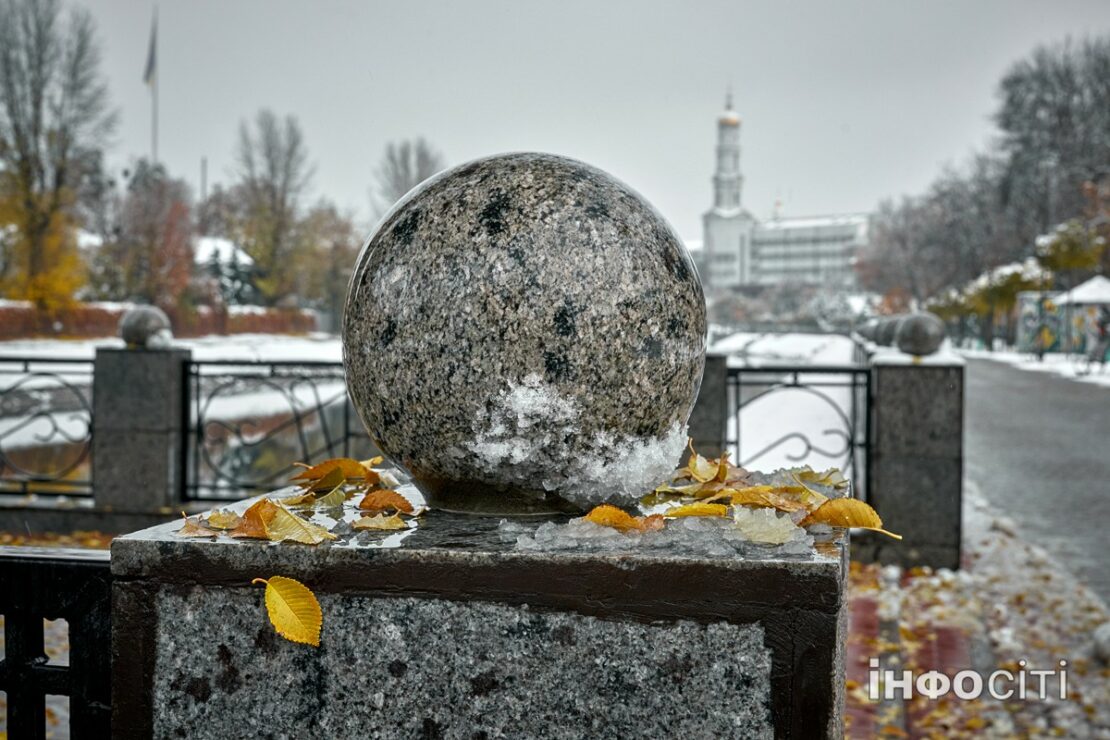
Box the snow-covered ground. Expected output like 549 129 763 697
958 347 1110 389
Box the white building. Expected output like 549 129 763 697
700 94 869 290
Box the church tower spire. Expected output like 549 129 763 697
713 89 743 211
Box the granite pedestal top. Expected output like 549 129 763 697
111 492 847 738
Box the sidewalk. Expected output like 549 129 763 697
846 487 1110 738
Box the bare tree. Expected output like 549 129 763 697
372 138 445 214
0 0 116 304
232 109 313 304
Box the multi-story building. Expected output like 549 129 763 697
700 94 869 291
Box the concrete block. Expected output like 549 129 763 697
112 497 848 738
93 430 182 511
872 364 963 459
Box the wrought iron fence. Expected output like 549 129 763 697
0 357 94 497
726 364 871 498
185 360 375 501
0 546 113 738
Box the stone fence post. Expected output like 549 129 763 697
687 352 729 458
92 347 191 511
861 351 964 569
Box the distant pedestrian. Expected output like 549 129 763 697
1088 307 1110 372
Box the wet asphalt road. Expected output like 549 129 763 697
964 357 1110 604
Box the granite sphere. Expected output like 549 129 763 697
895 312 946 356
119 306 173 348
343 153 707 514
877 317 902 347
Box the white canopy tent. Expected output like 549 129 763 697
1056 275 1110 306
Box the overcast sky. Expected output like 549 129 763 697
77 0 1110 240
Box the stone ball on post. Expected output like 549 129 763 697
342 153 707 515
895 312 946 356
877 316 902 347
119 306 173 349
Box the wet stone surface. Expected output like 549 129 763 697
342 153 707 513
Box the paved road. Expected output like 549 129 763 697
965 357 1109 604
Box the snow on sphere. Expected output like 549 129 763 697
342 153 707 515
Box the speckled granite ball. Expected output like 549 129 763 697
119 306 173 348
896 312 946 356
343 153 707 514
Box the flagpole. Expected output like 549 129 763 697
150 6 158 164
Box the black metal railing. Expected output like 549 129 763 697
0 546 112 738
0 357 94 497
726 364 871 499
185 360 375 501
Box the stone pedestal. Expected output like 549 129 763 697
687 351 729 458
111 496 847 738
864 351 963 569
92 347 190 511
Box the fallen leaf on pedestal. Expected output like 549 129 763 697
230 499 280 539
353 513 408 531
176 515 218 538
789 472 831 508
677 441 719 483
252 576 322 647
304 466 347 493
800 498 901 539
291 458 381 491
583 505 665 533
313 484 346 508
205 509 242 529
358 489 414 514
279 491 317 506
666 502 729 518
359 456 384 469
266 504 338 545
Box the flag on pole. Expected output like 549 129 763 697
143 13 157 85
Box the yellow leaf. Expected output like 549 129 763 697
358 489 414 514
313 484 346 508
789 472 830 508
666 502 729 518
279 491 317 506
679 444 719 483
252 576 322 647
800 498 902 539
653 481 707 496
176 514 217 538
205 509 242 530
359 456 384 469
353 513 408 530
266 504 338 545
304 466 346 493
713 450 732 482
583 505 665 533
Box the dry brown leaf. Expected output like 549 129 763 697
666 502 729 518
230 499 280 539
291 457 370 482
358 489 414 514
205 509 242 530
176 514 218 538
352 513 408 531
304 466 347 493
800 498 901 539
